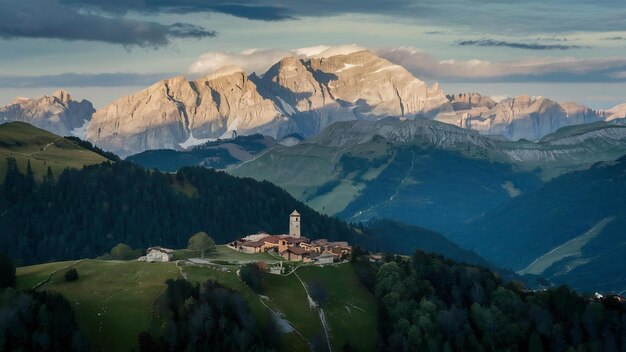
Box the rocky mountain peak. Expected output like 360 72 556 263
51 89 72 104
0 91 94 136
200 65 245 82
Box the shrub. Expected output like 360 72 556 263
240 263 264 293
64 268 79 282
0 253 16 288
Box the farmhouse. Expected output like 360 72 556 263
144 247 173 262
230 210 352 264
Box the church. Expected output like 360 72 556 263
230 210 351 263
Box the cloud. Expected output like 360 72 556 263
376 47 626 82
0 0 215 47
610 71 626 79
58 0 626 34
603 36 626 41
189 44 366 75
456 39 588 50
2 0 626 47
189 44 626 84
0 72 175 88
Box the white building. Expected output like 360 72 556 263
146 247 173 262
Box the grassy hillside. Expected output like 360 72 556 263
231 119 626 233
0 121 108 180
17 259 377 352
233 133 541 233
454 155 626 293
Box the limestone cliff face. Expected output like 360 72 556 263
304 50 451 118
88 50 452 156
87 67 289 157
435 96 604 141
253 50 452 136
0 90 94 136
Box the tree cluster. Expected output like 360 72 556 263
239 263 264 294
374 250 626 351
0 256 87 351
138 279 276 351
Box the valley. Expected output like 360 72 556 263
1 41 626 352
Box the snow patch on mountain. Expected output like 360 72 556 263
71 119 90 139
179 132 211 149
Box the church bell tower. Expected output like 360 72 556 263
289 210 301 238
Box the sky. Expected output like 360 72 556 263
1 0 626 109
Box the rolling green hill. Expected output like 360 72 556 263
0 121 109 181
17 259 377 352
453 154 626 293
14 247 626 352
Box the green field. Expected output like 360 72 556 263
16 260 79 290
0 121 108 181
16 259 377 351
18 260 181 352
174 245 281 263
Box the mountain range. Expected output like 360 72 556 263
2 50 625 158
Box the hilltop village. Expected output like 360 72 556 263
230 210 352 264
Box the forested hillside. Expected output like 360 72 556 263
454 154 626 293
0 160 358 265
354 249 626 351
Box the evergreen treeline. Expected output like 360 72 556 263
361 250 626 351
0 159 358 264
138 279 277 351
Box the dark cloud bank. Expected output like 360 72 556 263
1 0 626 46
456 39 588 50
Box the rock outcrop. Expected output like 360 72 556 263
0 90 94 136
435 96 604 141
88 50 452 156
447 92 496 111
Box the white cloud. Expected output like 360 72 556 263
376 47 626 81
188 44 366 76
189 44 626 83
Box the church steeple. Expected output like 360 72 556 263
289 210 301 238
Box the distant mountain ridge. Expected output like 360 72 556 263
231 118 626 232
436 95 607 141
0 90 94 137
